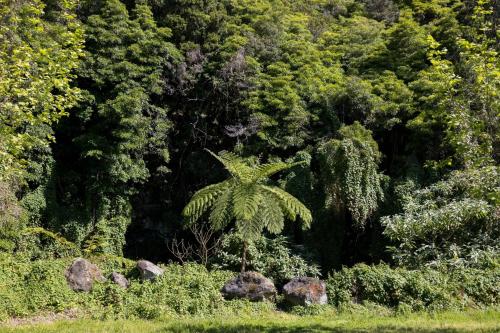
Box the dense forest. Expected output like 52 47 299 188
0 0 498 279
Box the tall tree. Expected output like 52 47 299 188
49 0 180 254
0 0 83 252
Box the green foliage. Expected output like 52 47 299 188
183 150 312 241
409 34 498 170
0 0 83 253
19 227 79 258
327 263 500 311
384 10 430 82
41 0 181 255
0 254 79 320
1 254 497 323
0 254 279 320
212 233 320 286
90 263 235 319
382 166 499 268
319 122 385 228
1 0 498 283
0 0 83 183
0 182 24 252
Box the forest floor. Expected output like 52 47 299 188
1 308 499 333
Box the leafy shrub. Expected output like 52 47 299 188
452 268 500 306
0 254 279 321
212 233 320 286
382 166 500 268
0 254 80 320
102 263 234 318
326 263 500 312
1 254 498 321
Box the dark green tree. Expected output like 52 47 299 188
49 0 179 254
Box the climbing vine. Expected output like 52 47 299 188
319 122 384 228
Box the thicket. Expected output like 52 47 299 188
212 234 320 286
327 263 500 312
0 254 248 321
383 166 499 269
1 254 498 321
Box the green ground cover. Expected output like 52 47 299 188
1 309 499 333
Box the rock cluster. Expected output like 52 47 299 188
220 272 327 306
65 258 327 307
65 258 164 292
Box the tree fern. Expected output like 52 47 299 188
182 149 312 271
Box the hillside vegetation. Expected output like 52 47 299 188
0 0 498 328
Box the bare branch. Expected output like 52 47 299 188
166 236 194 265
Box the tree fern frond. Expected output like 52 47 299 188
205 149 253 181
182 180 232 223
261 185 312 228
236 218 263 240
251 161 306 182
232 184 262 221
209 188 233 230
258 194 284 234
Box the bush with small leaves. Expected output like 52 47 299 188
212 233 320 286
326 263 499 312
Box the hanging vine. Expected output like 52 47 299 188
319 122 384 228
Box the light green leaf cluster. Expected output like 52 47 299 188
0 0 84 183
382 166 499 268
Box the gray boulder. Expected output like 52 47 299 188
110 272 129 288
136 260 164 281
65 258 105 292
221 271 276 301
283 277 327 306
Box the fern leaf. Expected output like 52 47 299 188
236 218 263 240
232 184 262 221
258 194 284 234
205 149 253 181
209 188 233 230
182 180 232 223
261 185 312 228
251 161 306 182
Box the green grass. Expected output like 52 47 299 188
1 308 499 333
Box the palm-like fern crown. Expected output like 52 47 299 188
182 150 312 240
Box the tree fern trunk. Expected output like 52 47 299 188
241 240 248 272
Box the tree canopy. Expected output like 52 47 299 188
0 0 498 272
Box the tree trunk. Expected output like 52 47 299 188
241 240 248 272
